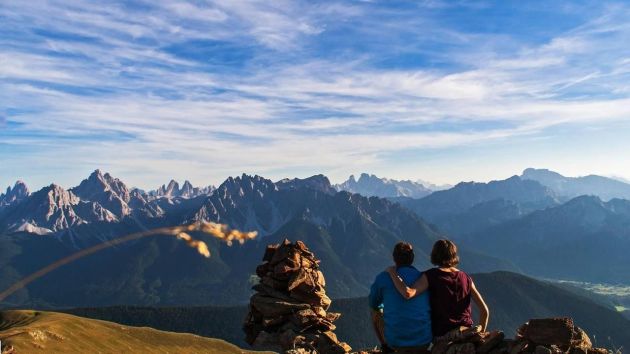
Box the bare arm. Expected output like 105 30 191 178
386 267 428 299
470 280 489 332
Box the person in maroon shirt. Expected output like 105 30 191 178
387 239 489 338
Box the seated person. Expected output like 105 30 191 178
387 239 489 338
369 242 432 353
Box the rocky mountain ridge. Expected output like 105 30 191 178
0 171 515 307
334 173 434 199
0 170 214 235
149 179 215 199
398 175 561 238
0 180 29 210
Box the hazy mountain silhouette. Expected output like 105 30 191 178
522 168 630 201
398 176 560 237
335 173 433 199
464 195 630 284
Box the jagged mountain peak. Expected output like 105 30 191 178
34 184 81 208
219 174 277 194
276 174 336 194
1 180 30 208
166 179 179 189
335 173 432 199
70 170 131 218
10 180 29 192
73 170 131 202
151 179 213 199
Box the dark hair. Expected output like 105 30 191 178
431 239 459 267
393 242 414 267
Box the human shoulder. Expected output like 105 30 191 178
457 270 473 285
424 267 439 277
374 271 390 284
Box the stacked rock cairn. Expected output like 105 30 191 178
243 239 352 354
422 318 609 354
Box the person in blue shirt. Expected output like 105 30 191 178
369 242 432 353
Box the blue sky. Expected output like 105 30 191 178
2 0 630 190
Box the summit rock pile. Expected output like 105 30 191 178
513 318 608 354
243 240 351 354
423 318 610 354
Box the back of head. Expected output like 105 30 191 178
393 242 414 267
431 239 460 268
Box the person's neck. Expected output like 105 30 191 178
438 266 457 272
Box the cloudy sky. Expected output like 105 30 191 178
2 0 630 190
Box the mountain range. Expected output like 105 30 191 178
396 175 561 238
464 195 630 284
334 173 436 199
0 170 513 308
522 168 630 201
2 168 630 308
0 170 216 235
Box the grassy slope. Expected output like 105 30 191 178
0 310 272 354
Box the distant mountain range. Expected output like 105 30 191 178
148 179 215 199
397 175 561 237
334 173 437 199
522 168 630 201
2 168 630 307
0 171 513 308
0 170 215 235
464 195 630 284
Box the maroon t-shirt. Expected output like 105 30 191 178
425 268 473 337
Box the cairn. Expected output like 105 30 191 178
426 318 609 354
243 239 352 354
512 318 608 354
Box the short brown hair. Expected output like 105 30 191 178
393 242 414 267
431 239 459 267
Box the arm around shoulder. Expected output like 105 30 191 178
386 267 428 299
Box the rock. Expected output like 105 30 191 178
535 345 553 354
569 347 588 354
250 293 311 317
586 349 608 354
571 326 592 349
521 318 574 346
477 331 505 353
509 341 529 354
446 342 476 354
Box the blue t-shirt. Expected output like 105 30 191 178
368 266 432 347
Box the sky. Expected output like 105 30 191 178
2 0 630 191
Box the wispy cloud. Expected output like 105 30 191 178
1 0 630 188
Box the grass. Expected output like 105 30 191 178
0 310 273 354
